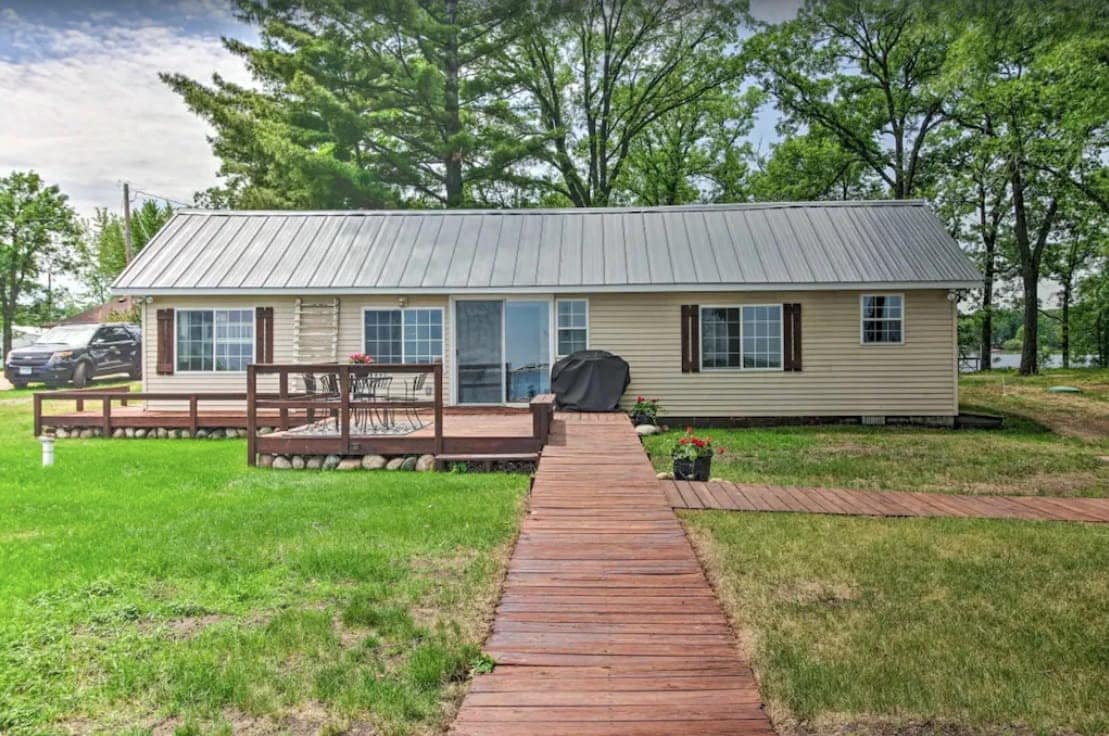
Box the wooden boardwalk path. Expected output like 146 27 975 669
451 413 774 736
665 480 1109 524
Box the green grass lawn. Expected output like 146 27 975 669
685 511 1109 735
644 369 1109 497
0 396 528 735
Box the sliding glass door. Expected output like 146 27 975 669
505 301 550 402
456 300 503 404
455 299 551 404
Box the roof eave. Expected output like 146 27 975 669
113 280 982 298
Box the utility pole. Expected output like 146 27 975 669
122 181 134 263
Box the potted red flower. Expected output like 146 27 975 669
349 352 375 365
630 395 660 426
671 428 719 481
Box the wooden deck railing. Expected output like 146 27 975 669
246 362 444 466
32 385 264 437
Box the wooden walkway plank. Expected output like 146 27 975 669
669 480 1108 524
449 413 774 736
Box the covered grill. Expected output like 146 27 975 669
550 350 631 411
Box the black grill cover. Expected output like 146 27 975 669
550 350 631 411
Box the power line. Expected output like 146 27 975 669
119 183 192 209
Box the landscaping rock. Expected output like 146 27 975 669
415 454 436 472
272 455 292 470
323 454 341 470
305 456 323 469
400 456 418 471
134 429 147 439
258 427 272 435
656 471 674 480
78 429 94 439
385 457 405 470
112 428 125 438
156 428 169 438
291 455 306 469
362 454 387 470
55 428 69 438
208 429 224 439
337 457 362 471
196 429 209 439
124 428 135 438
258 454 274 468
635 424 660 436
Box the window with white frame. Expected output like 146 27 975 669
363 308 443 363
176 309 254 372
861 295 903 344
700 305 782 370
556 299 588 356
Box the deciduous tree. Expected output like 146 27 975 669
0 172 79 357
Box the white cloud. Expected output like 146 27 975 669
0 17 251 218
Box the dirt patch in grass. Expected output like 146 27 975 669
775 581 860 608
957 469 1108 497
774 715 1081 736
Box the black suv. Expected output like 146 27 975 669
5 323 141 389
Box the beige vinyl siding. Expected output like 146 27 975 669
142 289 956 417
585 289 957 417
142 295 451 407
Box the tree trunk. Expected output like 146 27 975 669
443 0 463 208
1060 283 1071 369
979 245 995 371
1019 266 1039 375
2 304 13 360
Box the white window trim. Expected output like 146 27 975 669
859 293 906 346
698 304 785 372
555 298 589 358
174 306 256 375
361 306 446 363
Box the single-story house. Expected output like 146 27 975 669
111 200 981 423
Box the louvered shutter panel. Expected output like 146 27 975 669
783 303 802 372
255 307 274 363
156 308 174 375
680 305 700 373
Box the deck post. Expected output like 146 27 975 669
189 396 199 437
246 365 257 466
339 365 350 455
76 397 84 412
433 364 444 454
279 371 289 430
33 393 42 437
102 397 112 436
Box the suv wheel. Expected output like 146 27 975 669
11 381 27 390
72 361 92 388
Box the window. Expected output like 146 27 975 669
363 308 443 363
556 299 588 356
176 309 254 372
742 305 782 368
700 305 782 370
861 295 903 344
701 307 740 368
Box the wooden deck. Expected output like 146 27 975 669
451 413 774 736
665 480 1109 524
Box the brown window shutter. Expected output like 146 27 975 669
255 307 274 363
790 303 803 371
681 305 700 373
783 304 794 371
156 308 174 375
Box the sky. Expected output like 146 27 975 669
0 0 800 220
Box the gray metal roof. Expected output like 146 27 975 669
113 201 981 294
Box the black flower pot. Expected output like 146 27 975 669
631 412 656 426
673 456 711 482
